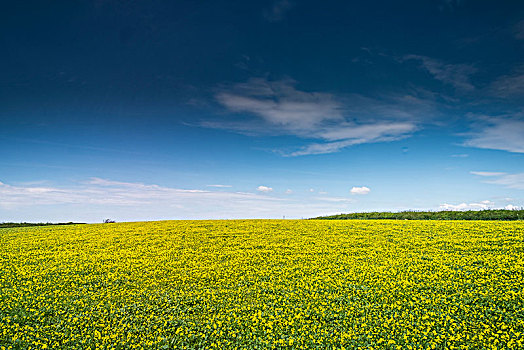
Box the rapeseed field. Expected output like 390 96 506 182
1 220 523 349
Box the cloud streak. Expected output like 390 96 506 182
0 178 280 209
464 116 524 154
490 69 524 99
215 78 343 133
402 55 477 91
470 171 506 177
471 171 524 189
211 77 425 155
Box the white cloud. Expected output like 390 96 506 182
350 186 370 195
264 0 294 22
471 171 524 190
211 77 424 156
439 201 493 211
451 154 469 158
0 178 278 210
0 178 365 222
402 55 477 91
505 204 520 210
206 184 232 188
439 203 470 210
464 116 524 154
215 77 343 133
257 185 273 193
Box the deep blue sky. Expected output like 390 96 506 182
1 0 523 222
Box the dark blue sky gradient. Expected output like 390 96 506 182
1 0 523 221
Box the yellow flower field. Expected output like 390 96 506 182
1 220 523 349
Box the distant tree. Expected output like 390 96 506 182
103 219 116 223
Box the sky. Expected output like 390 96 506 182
1 0 523 222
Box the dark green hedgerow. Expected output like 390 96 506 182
313 209 523 221
0 222 85 228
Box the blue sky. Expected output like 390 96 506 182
1 0 523 222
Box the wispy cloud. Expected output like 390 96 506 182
292 128 416 156
402 55 477 91
0 179 363 221
215 77 343 133
470 171 507 177
471 171 524 189
0 178 280 209
464 115 524 153
350 186 371 195
210 77 426 156
490 68 524 99
264 0 294 22
206 184 232 188
85 177 204 193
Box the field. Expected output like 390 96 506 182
1 220 523 349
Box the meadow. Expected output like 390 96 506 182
1 220 523 349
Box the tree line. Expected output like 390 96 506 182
313 209 523 220
0 222 85 228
